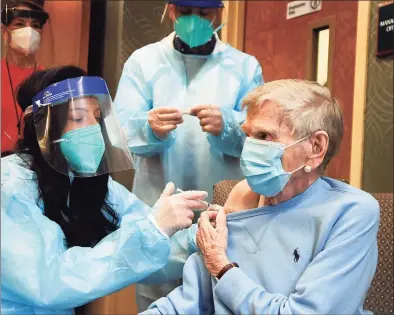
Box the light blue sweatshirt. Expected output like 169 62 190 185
142 177 380 315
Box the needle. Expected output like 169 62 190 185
176 188 211 207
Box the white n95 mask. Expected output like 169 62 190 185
10 27 41 55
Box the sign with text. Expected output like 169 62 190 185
377 1 394 57
287 0 322 20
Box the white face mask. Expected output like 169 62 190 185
10 27 41 55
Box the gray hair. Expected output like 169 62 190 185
242 79 344 170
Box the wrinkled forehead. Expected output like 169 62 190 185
243 101 282 131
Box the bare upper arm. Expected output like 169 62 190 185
224 180 263 214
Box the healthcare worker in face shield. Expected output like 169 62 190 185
114 0 263 310
1 66 209 315
1 0 49 155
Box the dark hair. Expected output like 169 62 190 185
1 0 48 27
16 66 119 248
2 0 45 11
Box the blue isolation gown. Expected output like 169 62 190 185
1 154 197 314
114 32 263 207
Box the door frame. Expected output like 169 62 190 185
221 1 246 51
350 1 371 188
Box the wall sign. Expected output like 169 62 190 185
377 1 394 57
287 0 322 20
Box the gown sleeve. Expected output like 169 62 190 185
1 174 171 310
113 51 176 157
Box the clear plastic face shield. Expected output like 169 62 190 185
163 2 228 49
1 1 54 66
31 77 135 177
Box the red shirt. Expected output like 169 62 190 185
1 59 42 153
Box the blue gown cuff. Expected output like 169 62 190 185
207 107 244 155
144 121 176 147
147 214 170 239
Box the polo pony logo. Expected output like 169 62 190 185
293 247 300 263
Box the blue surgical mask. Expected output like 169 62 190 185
240 136 310 197
59 124 105 174
174 14 224 48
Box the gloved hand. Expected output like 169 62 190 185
148 107 183 139
153 182 208 237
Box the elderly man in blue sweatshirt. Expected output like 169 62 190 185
141 79 380 315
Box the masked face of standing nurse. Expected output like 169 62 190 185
167 2 222 49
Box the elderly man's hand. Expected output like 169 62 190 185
196 208 231 276
190 105 223 136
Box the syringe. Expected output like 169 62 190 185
176 188 221 211
176 188 210 207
